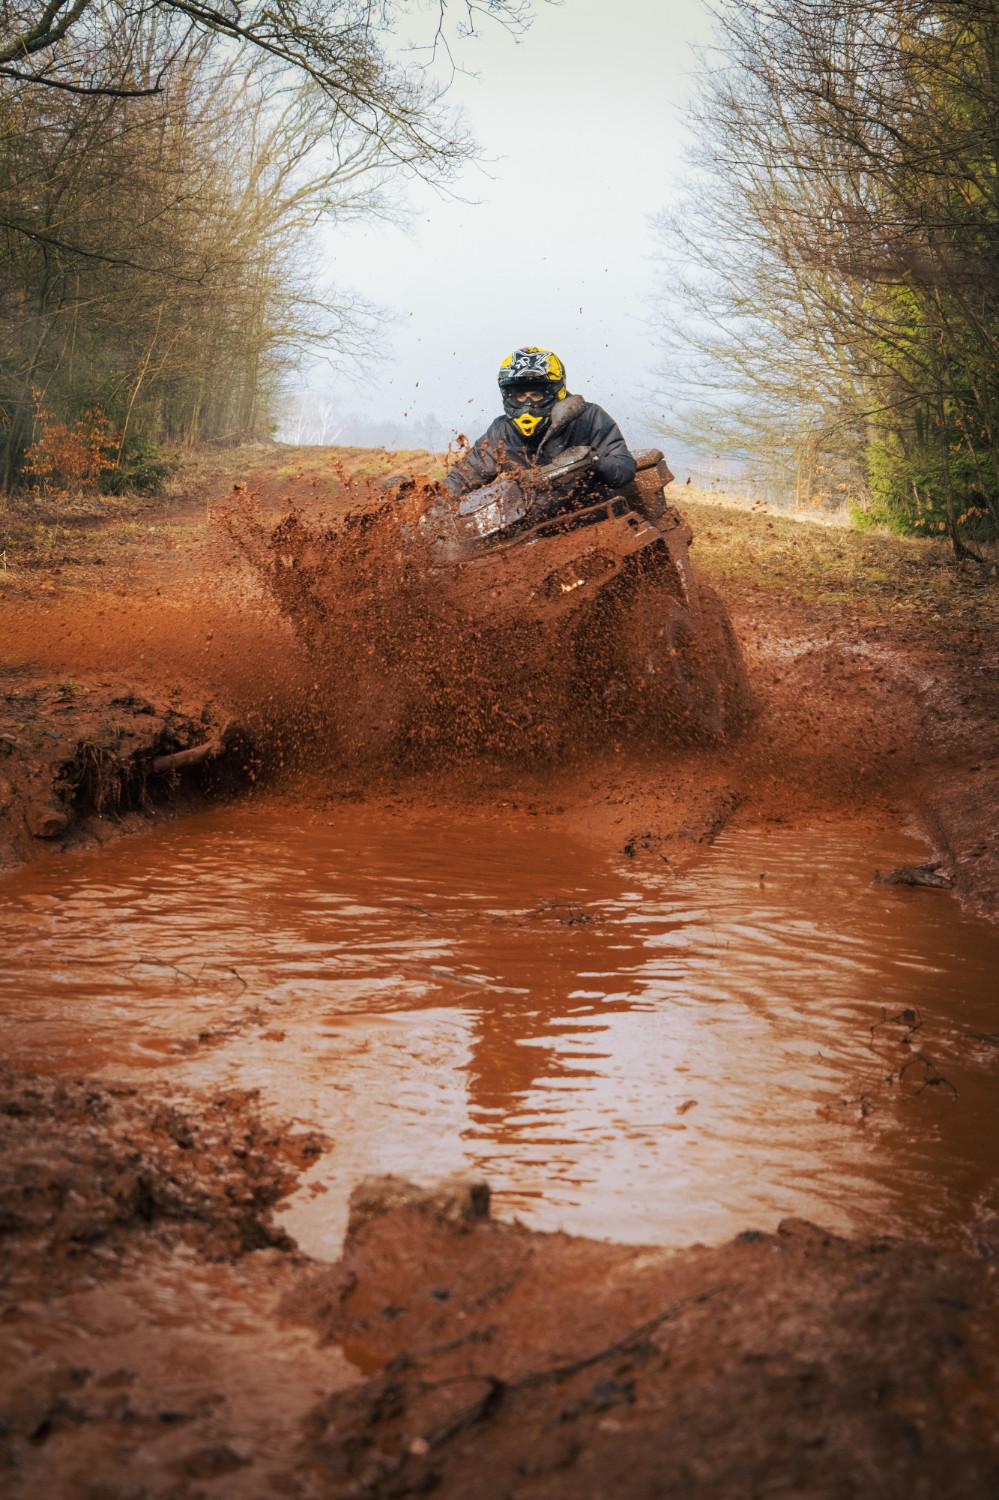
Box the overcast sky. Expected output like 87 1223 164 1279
298 0 713 456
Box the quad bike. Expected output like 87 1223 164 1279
262 447 752 756
409 446 751 740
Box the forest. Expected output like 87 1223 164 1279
657 0 999 555
5 0 999 566
0 0 518 491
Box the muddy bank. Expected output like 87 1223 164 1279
5 1123 999 1499
290 1176 999 1499
919 760 999 924
0 666 252 872
679 493 999 920
0 1067 342 1498
719 590 999 924
0 1067 324 1292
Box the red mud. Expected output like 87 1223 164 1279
2 453 996 904
5 1148 999 1497
1 449 998 1496
286 1176 999 1499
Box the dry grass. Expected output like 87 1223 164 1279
681 486 999 640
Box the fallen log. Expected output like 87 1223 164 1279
152 720 235 774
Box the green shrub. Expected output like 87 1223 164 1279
100 434 180 496
865 426 998 543
848 498 925 536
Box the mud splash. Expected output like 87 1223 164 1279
222 483 568 762
3 802 997 1258
221 473 750 767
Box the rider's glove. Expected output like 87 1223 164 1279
542 445 597 494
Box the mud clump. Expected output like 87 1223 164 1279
0 1067 325 1294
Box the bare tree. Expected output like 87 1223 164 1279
653 0 999 555
0 43 401 482
1 0 532 129
1 1 541 488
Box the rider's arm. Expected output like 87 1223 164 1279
582 405 637 488
443 426 502 496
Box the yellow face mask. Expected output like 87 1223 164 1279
513 410 545 437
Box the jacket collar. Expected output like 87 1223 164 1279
540 392 584 447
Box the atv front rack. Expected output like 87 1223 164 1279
463 492 687 559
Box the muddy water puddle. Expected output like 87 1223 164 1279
3 804 998 1255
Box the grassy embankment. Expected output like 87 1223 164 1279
680 489 999 728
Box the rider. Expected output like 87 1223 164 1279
443 347 636 514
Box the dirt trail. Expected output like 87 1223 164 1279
1 444 998 1495
1 443 996 902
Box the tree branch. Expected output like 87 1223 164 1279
0 63 162 94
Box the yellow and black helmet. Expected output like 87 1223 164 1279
498 347 567 438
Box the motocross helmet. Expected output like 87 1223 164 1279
498 347 567 438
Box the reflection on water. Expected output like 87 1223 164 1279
2 803 998 1256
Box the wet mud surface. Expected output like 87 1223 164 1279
289 1179 999 1500
1 447 998 1494
3 803 999 1258
0 1068 321 1289
6 1151 999 1498
3 800 999 1497
0 1070 350 1497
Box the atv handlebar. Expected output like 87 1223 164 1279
448 446 601 546
535 444 597 496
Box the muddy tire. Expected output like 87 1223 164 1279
609 592 726 741
697 582 754 730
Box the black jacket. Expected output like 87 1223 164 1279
443 393 636 497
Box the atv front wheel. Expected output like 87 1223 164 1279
613 595 726 740
697 582 754 730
